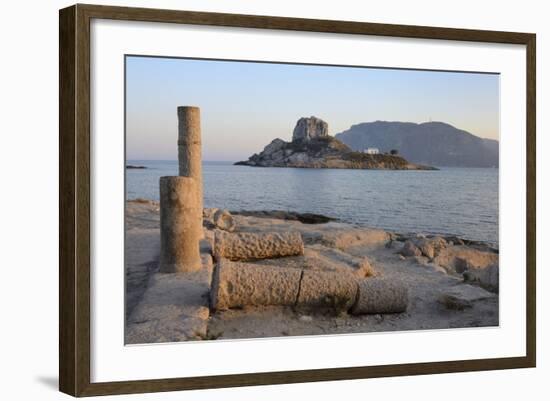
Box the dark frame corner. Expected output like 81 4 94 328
59 3 536 397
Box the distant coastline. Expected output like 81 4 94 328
335 121 498 168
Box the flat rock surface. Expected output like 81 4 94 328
126 257 212 344
125 228 160 318
125 201 161 318
438 284 496 310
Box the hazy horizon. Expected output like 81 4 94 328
126 56 499 161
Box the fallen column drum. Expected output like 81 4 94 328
296 270 358 311
213 231 304 261
211 259 302 310
350 277 409 315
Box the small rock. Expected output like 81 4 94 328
414 255 429 266
213 209 236 232
438 284 495 311
401 240 421 257
299 315 313 322
416 236 447 259
432 246 498 274
429 264 448 274
463 264 499 293
454 257 470 274
444 235 465 246
385 239 396 249
203 208 219 220
439 294 474 310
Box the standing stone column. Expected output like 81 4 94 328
159 176 202 273
158 106 204 273
177 106 203 211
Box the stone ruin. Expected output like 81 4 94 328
159 106 203 273
158 106 409 316
211 258 408 315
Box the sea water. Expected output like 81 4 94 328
126 160 498 245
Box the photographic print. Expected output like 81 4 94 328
59 5 535 395
124 56 500 344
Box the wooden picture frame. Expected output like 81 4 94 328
59 3 536 397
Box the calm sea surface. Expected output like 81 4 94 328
127 160 498 245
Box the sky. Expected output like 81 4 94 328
126 56 499 161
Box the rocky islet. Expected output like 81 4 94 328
235 116 437 170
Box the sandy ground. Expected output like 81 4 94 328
125 199 498 344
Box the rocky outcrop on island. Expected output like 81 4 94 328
235 116 436 170
292 116 329 141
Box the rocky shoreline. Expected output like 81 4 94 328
231 209 337 224
125 199 498 344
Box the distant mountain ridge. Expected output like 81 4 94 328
335 121 499 167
